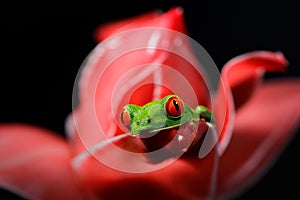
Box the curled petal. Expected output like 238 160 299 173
0 124 84 200
217 79 300 199
223 50 287 109
215 51 288 155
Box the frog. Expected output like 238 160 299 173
73 95 215 167
120 94 214 136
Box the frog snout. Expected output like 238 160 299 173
136 117 152 126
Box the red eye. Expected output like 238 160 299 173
166 96 184 118
121 109 131 129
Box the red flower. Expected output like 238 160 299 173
0 7 299 200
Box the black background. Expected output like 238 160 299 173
0 1 299 199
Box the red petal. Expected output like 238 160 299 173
223 51 287 109
70 7 210 154
0 124 84 200
94 11 159 42
70 79 300 200
94 7 187 42
68 7 299 200
214 51 288 155
218 79 300 199
71 145 219 200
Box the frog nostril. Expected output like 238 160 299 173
147 118 152 124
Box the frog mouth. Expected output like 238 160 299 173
149 124 181 133
136 124 182 139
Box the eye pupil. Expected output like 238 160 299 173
166 96 183 118
173 99 180 112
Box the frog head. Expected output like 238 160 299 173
120 95 185 135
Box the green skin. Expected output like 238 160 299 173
121 94 213 136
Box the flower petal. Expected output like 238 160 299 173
72 146 220 200
94 7 187 42
71 76 300 200
70 7 211 155
67 7 299 200
68 7 226 200
0 124 84 200
214 51 288 155
223 51 287 109
217 79 300 199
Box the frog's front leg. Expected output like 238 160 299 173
171 122 198 153
195 105 214 124
174 120 209 153
140 121 210 163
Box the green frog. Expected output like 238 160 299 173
121 94 213 136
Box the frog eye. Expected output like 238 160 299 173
166 96 184 118
121 108 131 130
